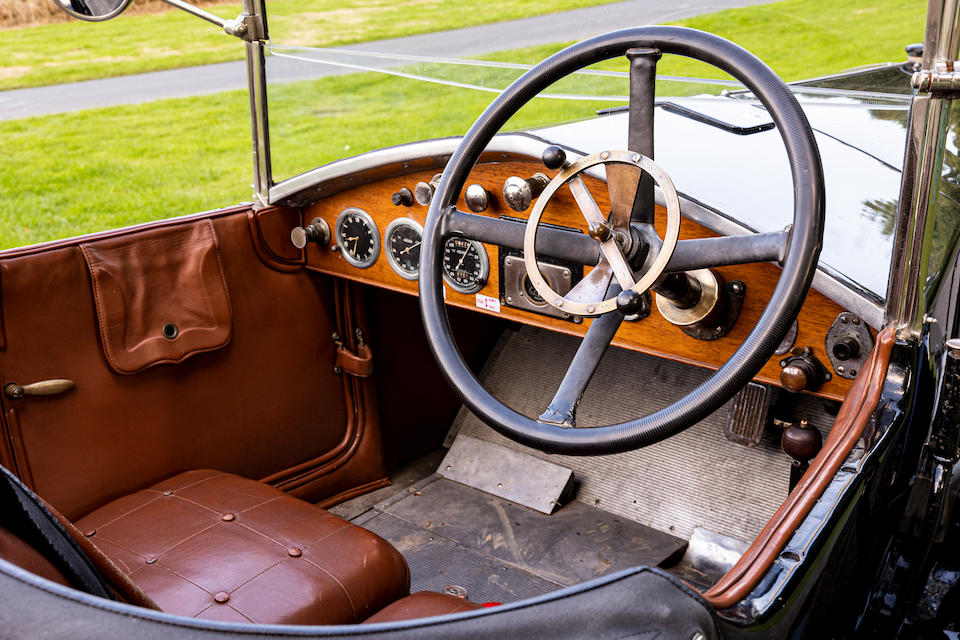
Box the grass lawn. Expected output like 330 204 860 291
0 0 926 249
0 0 624 91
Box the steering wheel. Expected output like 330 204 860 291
419 26 824 456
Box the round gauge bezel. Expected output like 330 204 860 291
384 218 423 281
441 237 489 295
334 207 380 269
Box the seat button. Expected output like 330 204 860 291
214 591 230 603
145 555 157 564
161 491 173 496
221 513 235 522
84 529 97 537
287 547 302 558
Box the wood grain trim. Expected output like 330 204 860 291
302 160 858 401
702 327 895 609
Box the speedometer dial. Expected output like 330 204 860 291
385 218 422 280
335 208 380 268
442 237 488 294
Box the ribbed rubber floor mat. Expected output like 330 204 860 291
456 326 834 543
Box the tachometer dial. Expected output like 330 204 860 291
335 208 380 268
442 237 489 294
384 218 423 280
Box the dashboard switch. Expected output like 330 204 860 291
291 217 331 249
503 173 549 211
464 184 490 212
391 188 414 207
414 173 443 206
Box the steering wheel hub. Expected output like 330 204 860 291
522 150 682 317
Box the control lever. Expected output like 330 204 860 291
4 379 75 399
290 217 331 249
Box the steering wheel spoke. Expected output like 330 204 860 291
566 259 614 304
539 285 624 427
605 163 642 229
666 231 789 272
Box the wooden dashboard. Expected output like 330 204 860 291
302 159 865 401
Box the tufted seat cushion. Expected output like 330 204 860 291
75 469 410 625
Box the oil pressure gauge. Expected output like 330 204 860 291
442 237 489 294
335 207 380 268
385 218 422 280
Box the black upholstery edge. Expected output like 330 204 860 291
0 560 721 639
0 464 115 599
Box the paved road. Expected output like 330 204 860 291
0 0 770 120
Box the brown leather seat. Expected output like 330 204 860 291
364 590 485 623
2 467 488 625
74 469 410 625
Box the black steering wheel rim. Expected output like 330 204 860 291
419 26 824 456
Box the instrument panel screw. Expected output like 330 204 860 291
850 369 857 376
333 366 342 375
852 317 861 325
506 296 514 304
837 365 845 373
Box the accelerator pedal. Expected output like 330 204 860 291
723 382 772 447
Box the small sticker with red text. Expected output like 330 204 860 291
475 293 500 313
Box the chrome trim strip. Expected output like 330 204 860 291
885 0 960 336
244 0 271 208
270 133 884 328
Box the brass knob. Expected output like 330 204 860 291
588 221 613 242
779 350 826 392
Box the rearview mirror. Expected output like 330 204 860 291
50 0 132 21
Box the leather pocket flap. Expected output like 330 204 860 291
80 220 232 375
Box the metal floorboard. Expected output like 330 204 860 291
455 326 836 543
354 475 686 603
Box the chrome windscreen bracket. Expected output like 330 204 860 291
912 59 960 95
160 0 264 41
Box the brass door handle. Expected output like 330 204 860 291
4 379 75 399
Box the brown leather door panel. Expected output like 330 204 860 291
0 208 379 520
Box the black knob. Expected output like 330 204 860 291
290 217 330 249
831 336 861 361
542 146 566 170
392 188 414 207
616 289 645 315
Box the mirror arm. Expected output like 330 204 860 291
159 0 260 40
